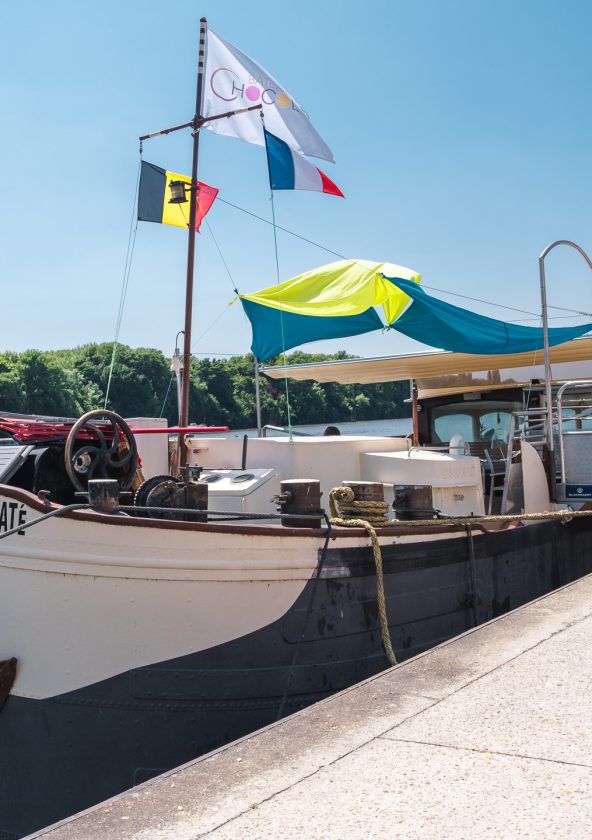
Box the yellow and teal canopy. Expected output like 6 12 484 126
240 259 421 361
388 277 592 354
240 260 592 362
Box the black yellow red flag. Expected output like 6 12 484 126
138 161 218 232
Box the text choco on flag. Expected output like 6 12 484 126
202 28 334 162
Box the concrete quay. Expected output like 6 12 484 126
31 574 592 839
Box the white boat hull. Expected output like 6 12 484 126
2 485 592 838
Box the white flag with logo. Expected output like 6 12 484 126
202 28 334 162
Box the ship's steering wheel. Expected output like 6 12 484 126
65 410 138 493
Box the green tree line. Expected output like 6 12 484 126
0 344 410 427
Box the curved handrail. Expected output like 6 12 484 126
539 240 592 455
261 424 312 437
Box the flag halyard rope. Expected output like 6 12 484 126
262 111 293 438
104 152 142 409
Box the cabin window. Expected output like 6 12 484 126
478 411 513 442
430 401 520 445
433 412 474 444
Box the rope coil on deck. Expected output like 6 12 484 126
329 487 397 667
328 486 390 527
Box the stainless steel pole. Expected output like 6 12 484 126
171 330 184 426
539 248 553 451
538 240 592 493
175 364 183 426
254 358 263 437
180 17 207 439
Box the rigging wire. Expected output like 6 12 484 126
199 210 252 340
268 186 294 436
177 202 189 227
523 324 543 412
191 351 244 356
507 314 590 323
178 201 247 359
216 196 591 321
421 285 592 320
123 147 589 408
261 113 293 437
178 194 238 294
217 195 346 256
202 216 239 294
174 188 592 365
189 302 236 355
159 372 175 418
174 204 243 366
104 152 142 408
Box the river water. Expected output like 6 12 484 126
219 417 412 438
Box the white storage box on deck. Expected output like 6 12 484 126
360 449 485 517
200 468 280 514
186 435 408 505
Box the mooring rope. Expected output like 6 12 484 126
328 486 396 666
385 508 592 527
329 486 390 527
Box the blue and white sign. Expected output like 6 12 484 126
565 484 592 500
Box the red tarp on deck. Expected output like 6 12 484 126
0 418 229 443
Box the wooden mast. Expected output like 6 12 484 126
179 16 207 443
139 19 262 471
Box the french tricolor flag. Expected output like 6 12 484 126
264 129 344 197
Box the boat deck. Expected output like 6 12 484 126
28 573 592 840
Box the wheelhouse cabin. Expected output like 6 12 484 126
264 336 592 512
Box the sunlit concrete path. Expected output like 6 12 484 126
30 573 592 840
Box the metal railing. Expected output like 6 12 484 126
538 240 592 455
510 407 549 447
556 380 592 485
261 425 312 437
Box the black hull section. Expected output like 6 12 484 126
2 519 591 838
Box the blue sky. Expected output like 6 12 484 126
1 0 591 361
